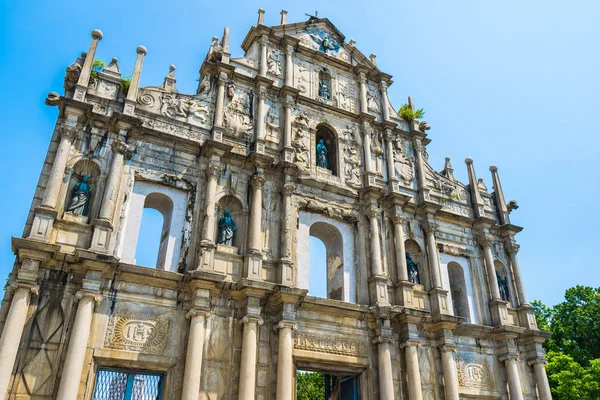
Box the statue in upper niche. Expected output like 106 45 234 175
217 209 237 246
319 79 330 100
497 274 510 302
406 252 420 284
66 175 92 216
316 139 328 169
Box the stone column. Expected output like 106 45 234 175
392 215 408 282
74 29 103 101
275 321 297 400
97 139 127 220
56 291 102 400
284 45 294 87
0 283 38 398
380 81 390 121
41 127 76 210
366 208 383 276
255 87 267 141
402 342 423 400
358 72 368 114
422 220 442 288
384 129 396 185
505 239 528 305
238 316 263 400
412 138 429 201
279 181 295 285
259 35 268 77
283 96 293 149
362 121 374 173
181 310 210 400
530 360 552 400
213 72 227 129
440 346 460 400
248 173 265 253
502 356 525 400
123 46 147 116
376 338 394 399
200 162 220 245
478 235 501 300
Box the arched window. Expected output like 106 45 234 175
315 125 338 176
121 181 188 272
135 207 164 268
448 262 470 321
309 236 328 298
310 222 344 300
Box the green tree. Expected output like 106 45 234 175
545 351 599 400
296 371 325 400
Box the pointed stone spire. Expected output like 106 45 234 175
160 65 177 93
440 157 455 180
490 165 510 225
123 45 147 116
103 57 121 77
74 29 103 101
220 27 230 63
408 96 416 112
280 9 288 25
477 178 488 191
465 157 485 218
257 8 265 26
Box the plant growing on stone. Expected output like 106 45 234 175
399 104 425 121
120 76 131 97
89 59 105 85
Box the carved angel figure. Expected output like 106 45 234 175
367 89 380 112
344 145 361 188
292 128 310 169
207 37 224 63
197 75 211 95
393 138 415 185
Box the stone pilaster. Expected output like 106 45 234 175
412 138 430 203
284 44 294 87
90 137 128 253
500 354 525 400
366 207 389 306
357 72 368 114
401 341 423 400
0 280 39 398
238 315 264 399
73 29 103 101
181 308 211 400
212 72 228 141
373 319 394 399
278 180 295 286
274 320 297 400
380 81 390 121
422 217 450 315
384 129 399 192
440 345 460 400
56 290 102 400
199 161 221 273
245 172 265 280
259 35 269 77
476 230 510 326
529 359 552 400
281 95 294 163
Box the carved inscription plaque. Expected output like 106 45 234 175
105 314 170 354
294 334 362 357
456 353 495 391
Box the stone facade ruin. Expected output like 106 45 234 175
0 9 552 400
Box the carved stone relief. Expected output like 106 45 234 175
295 58 311 95
344 144 361 189
293 334 364 357
267 48 281 77
392 137 414 185
456 353 495 391
337 75 358 113
223 85 253 138
265 97 280 143
366 83 381 113
104 314 170 354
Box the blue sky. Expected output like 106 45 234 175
0 0 598 306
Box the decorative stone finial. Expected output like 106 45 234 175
349 39 356 46
465 157 473 164
280 9 288 25
91 29 103 40
489 165 498 172
258 8 265 25
169 65 176 73
136 45 147 55
369 54 377 66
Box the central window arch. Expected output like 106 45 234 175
297 212 356 303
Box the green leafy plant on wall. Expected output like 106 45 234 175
399 104 425 121
90 59 105 85
120 76 132 97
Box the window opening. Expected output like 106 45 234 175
92 369 163 400
134 208 163 268
448 262 470 321
309 236 328 298
296 370 359 400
